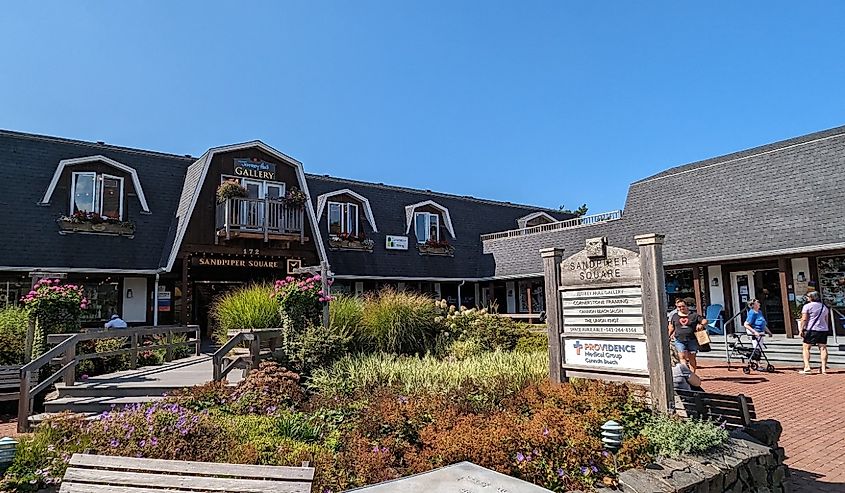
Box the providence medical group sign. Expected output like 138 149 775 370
541 235 674 412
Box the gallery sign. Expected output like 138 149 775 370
234 157 276 180
385 235 409 250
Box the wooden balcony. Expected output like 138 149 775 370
216 197 306 243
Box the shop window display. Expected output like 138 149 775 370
665 269 695 311
818 255 845 308
80 281 120 323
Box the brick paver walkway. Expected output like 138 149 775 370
699 363 845 493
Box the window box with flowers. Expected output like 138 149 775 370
418 239 454 256
57 211 136 237
329 232 375 252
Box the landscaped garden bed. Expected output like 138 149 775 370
0 285 733 493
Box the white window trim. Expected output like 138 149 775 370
70 172 97 216
517 211 557 229
100 173 125 220
42 155 150 213
220 174 287 198
316 189 378 232
414 211 440 243
404 200 455 238
328 201 359 236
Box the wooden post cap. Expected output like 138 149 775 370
540 248 565 258
634 233 665 246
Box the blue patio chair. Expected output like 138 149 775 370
705 304 724 334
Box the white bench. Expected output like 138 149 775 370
60 453 315 493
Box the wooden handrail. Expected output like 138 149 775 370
212 329 284 382
18 325 200 433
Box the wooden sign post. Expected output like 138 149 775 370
541 234 673 412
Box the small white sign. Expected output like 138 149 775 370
563 306 642 316
564 316 644 326
564 326 645 335
386 235 409 250
564 338 648 371
562 287 642 299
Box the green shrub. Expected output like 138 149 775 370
359 289 442 354
329 294 363 336
309 350 548 402
642 414 729 457
219 412 325 464
211 283 280 343
515 331 548 353
0 306 27 365
281 321 352 375
275 275 325 331
436 303 530 353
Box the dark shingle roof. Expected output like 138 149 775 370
0 129 571 278
0 130 193 271
483 124 845 274
306 175 572 279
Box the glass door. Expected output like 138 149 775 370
241 179 263 229
730 271 756 318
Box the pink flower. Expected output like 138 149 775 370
313 274 321 281
285 276 294 282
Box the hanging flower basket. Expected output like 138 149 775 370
283 187 307 207
217 180 248 203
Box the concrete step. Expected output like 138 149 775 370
44 395 164 414
700 341 845 368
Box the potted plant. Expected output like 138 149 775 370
283 187 307 207
216 180 248 203
418 238 454 256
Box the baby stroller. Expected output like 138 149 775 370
727 331 775 374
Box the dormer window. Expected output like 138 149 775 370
328 202 358 236
71 172 124 220
414 212 439 243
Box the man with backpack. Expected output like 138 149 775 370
799 291 830 375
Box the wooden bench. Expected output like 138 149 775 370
675 389 756 429
0 365 22 401
60 453 315 493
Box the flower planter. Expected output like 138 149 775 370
329 238 374 252
417 244 454 257
58 219 135 237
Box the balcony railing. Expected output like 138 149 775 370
480 210 623 241
216 197 305 243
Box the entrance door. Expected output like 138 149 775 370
730 271 756 317
241 179 263 228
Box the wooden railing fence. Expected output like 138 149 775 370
18 325 200 432
212 329 283 382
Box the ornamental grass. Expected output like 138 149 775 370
358 288 443 354
210 283 280 343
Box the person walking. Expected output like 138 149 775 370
799 291 830 375
668 298 708 373
743 299 773 364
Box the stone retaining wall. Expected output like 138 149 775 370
594 420 788 493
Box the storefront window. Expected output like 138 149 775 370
518 280 545 313
0 277 29 308
817 256 845 307
665 269 695 311
80 281 120 324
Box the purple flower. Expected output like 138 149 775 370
542 427 549 436
602 450 610 457
109 439 119 448
557 467 566 478
580 466 589 475
516 452 525 463
591 466 598 473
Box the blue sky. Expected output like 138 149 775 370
2 2 845 213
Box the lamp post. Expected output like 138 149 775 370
601 420 624 474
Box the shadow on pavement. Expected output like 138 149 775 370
788 468 842 493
